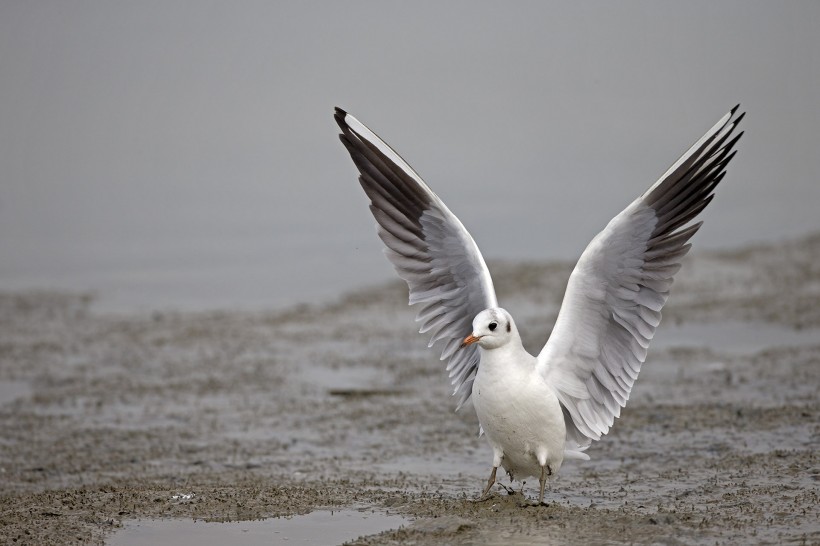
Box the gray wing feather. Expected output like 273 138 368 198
335 108 498 409
537 106 744 453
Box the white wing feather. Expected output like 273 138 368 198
335 108 498 409
537 107 745 454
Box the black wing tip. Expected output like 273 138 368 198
733 111 746 126
337 133 352 148
334 107 350 132
720 132 744 157
728 105 747 130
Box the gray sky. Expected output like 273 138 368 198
1 1 818 311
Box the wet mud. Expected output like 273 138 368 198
1 234 818 544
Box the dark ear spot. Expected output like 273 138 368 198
506 322 511 333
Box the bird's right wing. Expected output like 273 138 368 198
335 108 498 409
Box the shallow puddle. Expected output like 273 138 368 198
108 509 409 546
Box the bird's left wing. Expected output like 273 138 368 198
335 108 498 409
536 107 744 456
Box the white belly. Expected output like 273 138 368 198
473 362 566 481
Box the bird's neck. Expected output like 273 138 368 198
480 335 533 370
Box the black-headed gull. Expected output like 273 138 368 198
335 106 743 504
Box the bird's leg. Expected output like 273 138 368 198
479 466 498 500
476 448 505 501
537 464 552 506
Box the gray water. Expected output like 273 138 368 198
1 2 818 313
109 509 409 546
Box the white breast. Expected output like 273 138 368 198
472 347 567 480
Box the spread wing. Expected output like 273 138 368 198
536 106 744 455
335 108 498 409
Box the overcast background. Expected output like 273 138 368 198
1 1 818 312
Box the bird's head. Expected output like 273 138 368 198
461 307 517 350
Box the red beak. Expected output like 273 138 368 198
461 334 481 348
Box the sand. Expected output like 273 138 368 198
0 233 818 544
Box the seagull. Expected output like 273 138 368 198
334 105 744 505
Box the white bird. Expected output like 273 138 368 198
335 106 744 505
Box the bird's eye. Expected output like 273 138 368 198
488 322 498 331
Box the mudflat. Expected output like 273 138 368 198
1 234 818 544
